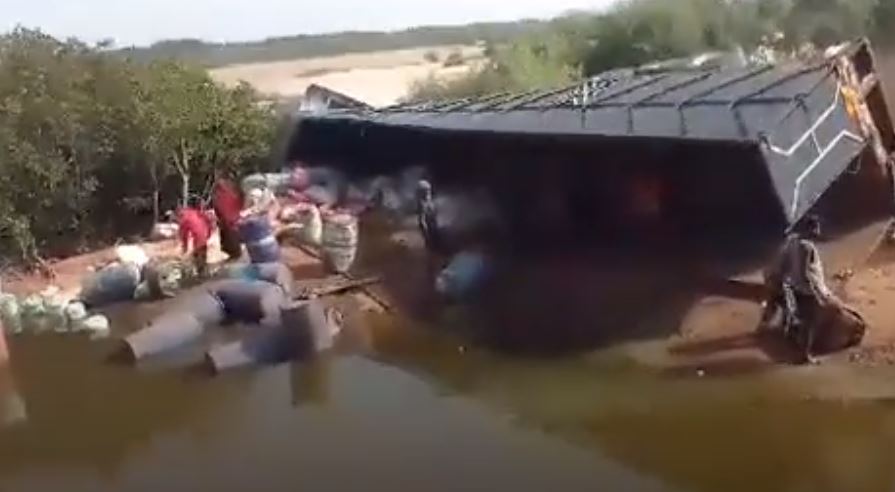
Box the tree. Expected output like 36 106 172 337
139 61 217 207
783 0 874 47
871 0 895 46
0 28 276 265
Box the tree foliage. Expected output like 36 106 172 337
115 21 551 67
408 0 893 102
0 28 275 264
406 34 581 102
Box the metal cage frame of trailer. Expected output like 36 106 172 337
286 39 895 232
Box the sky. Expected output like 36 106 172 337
2 0 614 47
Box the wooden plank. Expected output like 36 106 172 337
291 242 394 312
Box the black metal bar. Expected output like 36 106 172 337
678 65 773 135
459 92 514 111
726 64 828 139
764 68 836 132
587 96 795 110
573 73 628 104
732 96 808 105
677 64 774 109
424 98 477 112
501 84 580 111
730 63 826 107
475 88 547 112
587 74 667 107
390 101 442 113
379 101 419 112
468 91 533 111
621 71 714 136
732 106 749 137
630 71 715 107
796 95 823 159
386 95 805 115
530 76 628 109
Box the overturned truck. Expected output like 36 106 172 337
286 40 895 265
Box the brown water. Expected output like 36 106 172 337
2 307 895 492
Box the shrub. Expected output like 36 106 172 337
443 50 466 67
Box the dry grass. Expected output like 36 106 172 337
210 45 483 107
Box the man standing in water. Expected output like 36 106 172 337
417 180 444 255
212 175 244 261
416 179 449 292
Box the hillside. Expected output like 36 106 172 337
116 20 549 67
209 45 483 107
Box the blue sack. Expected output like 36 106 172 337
435 252 490 301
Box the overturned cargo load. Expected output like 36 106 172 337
285 40 895 246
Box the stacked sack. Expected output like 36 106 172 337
0 285 110 340
278 202 323 247
321 211 359 274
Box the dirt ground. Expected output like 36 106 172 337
0 234 229 300
5 220 895 377
210 45 482 107
655 222 895 373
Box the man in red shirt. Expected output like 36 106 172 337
212 177 244 261
178 196 213 277
0 322 8 367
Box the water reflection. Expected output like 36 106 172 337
4 294 895 492
0 336 248 477
0 367 27 429
290 358 330 407
361 311 895 492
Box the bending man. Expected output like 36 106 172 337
759 218 867 363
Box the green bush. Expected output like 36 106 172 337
406 68 511 101
407 0 889 103
406 35 580 102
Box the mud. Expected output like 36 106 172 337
3 212 895 491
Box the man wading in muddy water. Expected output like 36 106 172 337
759 217 867 364
417 180 447 278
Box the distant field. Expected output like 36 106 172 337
210 45 483 107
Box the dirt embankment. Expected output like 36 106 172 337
2 241 180 299
0 234 230 300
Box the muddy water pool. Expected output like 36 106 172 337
1 303 895 492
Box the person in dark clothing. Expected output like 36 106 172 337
759 216 866 364
417 180 444 255
212 177 244 261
